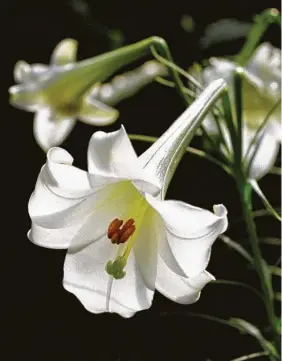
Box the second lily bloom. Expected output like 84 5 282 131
195 43 281 180
9 38 167 150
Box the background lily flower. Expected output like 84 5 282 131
28 80 228 317
196 43 281 180
9 38 166 151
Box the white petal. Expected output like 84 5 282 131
156 256 214 304
247 43 281 86
50 38 78 66
33 108 76 150
267 119 282 143
45 147 93 197
147 196 228 277
14 61 49 84
78 95 119 126
28 179 136 249
14 61 31 83
202 113 219 135
27 64 49 82
9 84 45 112
28 222 84 249
28 147 95 235
244 128 280 180
133 208 158 290
63 210 155 317
203 58 235 86
87 127 161 195
29 174 95 230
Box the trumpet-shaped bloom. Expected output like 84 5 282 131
9 39 166 151
198 43 281 180
28 126 228 317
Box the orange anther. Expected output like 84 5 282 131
107 218 123 239
111 231 121 244
121 218 135 232
118 225 136 244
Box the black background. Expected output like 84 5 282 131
1 0 281 360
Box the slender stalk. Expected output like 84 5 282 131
155 76 196 98
150 40 190 105
236 8 281 66
230 351 269 361
236 176 280 351
269 167 281 176
234 70 243 165
211 279 264 304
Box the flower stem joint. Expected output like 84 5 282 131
106 218 136 279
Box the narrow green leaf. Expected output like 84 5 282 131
160 312 279 359
259 238 281 246
211 279 264 303
234 69 243 165
269 266 281 277
230 351 269 361
261 260 274 301
229 208 281 229
229 318 279 358
219 235 254 263
236 8 281 66
269 167 281 176
249 180 281 222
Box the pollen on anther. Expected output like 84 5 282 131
107 218 123 239
121 218 135 232
111 231 120 244
107 218 136 245
118 225 136 244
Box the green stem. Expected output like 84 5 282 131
269 166 281 176
236 9 281 66
234 70 243 166
211 279 264 304
155 76 196 98
236 176 280 352
150 40 190 105
74 36 190 108
230 351 269 361
236 8 281 66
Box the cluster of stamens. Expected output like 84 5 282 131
107 218 136 245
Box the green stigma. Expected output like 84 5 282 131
106 256 127 279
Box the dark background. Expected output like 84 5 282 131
1 0 281 360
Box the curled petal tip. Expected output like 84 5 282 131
14 60 31 83
47 147 74 165
51 38 78 66
213 204 228 217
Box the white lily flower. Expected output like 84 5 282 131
9 39 166 151
198 43 281 180
28 79 228 317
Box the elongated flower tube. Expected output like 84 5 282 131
90 60 167 106
196 43 281 180
28 79 228 317
9 38 166 151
